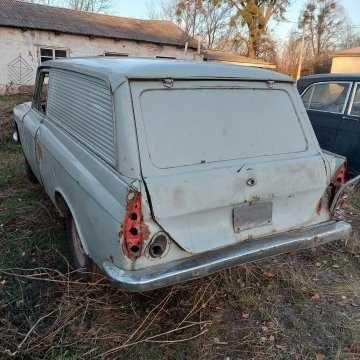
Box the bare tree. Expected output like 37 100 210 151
342 24 360 49
228 0 290 58
21 0 110 12
280 30 313 76
148 0 234 49
67 0 111 12
299 0 346 56
200 0 233 48
22 0 62 5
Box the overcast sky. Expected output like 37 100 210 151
109 0 360 42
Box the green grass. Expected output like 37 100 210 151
1 95 360 359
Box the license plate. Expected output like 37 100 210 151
233 201 273 233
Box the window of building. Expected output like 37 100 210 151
104 52 129 57
40 48 68 63
155 56 176 59
301 82 351 114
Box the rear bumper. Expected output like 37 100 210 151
103 220 351 292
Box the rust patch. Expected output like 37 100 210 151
122 191 143 260
140 222 151 241
35 139 42 161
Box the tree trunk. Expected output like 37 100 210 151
247 25 258 58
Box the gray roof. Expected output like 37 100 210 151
0 0 197 48
42 57 293 90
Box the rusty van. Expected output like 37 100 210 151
13 57 355 291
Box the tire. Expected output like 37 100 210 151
65 212 92 274
24 158 38 184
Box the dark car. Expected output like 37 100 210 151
297 73 360 174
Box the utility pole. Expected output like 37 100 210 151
296 25 306 80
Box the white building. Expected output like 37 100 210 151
331 47 360 74
0 0 200 94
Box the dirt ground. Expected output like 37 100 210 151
1 95 360 359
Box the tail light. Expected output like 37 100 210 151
122 191 143 259
335 163 347 185
319 162 348 215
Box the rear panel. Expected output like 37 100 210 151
130 80 330 254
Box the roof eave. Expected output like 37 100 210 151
0 24 198 50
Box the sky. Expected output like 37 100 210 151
109 0 360 42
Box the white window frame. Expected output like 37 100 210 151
348 82 360 118
301 81 353 115
38 47 69 64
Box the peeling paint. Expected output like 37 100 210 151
122 191 143 260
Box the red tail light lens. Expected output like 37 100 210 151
335 163 347 185
122 191 143 259
322 163 348 215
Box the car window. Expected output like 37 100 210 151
308 82 350 114
301 86 313 109
350 85 360 117
33 71 49 115
139 87 307 169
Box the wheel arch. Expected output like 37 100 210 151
54 189 90 256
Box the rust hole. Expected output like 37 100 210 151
130 245 140 253
129 227 138 236
130 212 138 221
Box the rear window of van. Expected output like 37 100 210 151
139 88 307 169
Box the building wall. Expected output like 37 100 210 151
0 26 200 94
331 56 360 73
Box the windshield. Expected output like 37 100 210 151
139 87 307 169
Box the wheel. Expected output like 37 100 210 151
65 212 91 274
24 158 38 184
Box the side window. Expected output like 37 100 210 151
308 82 350 114
104 52 128 57
301 86 313 109
350 84 360 117
33 71 49 115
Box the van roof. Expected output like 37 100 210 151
41 57 293 91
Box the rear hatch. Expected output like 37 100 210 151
130 80 329 254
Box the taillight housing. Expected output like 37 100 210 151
122 191 143 259
323 162 348 215
335 163 347 185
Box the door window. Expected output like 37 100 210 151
303 82 351 114
349 84 360 117
301 86 313 109
33 71 49 115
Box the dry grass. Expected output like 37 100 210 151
0 94 32 143
1 95 360 359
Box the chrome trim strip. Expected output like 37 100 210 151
347 82 359 117
103 221 351 292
